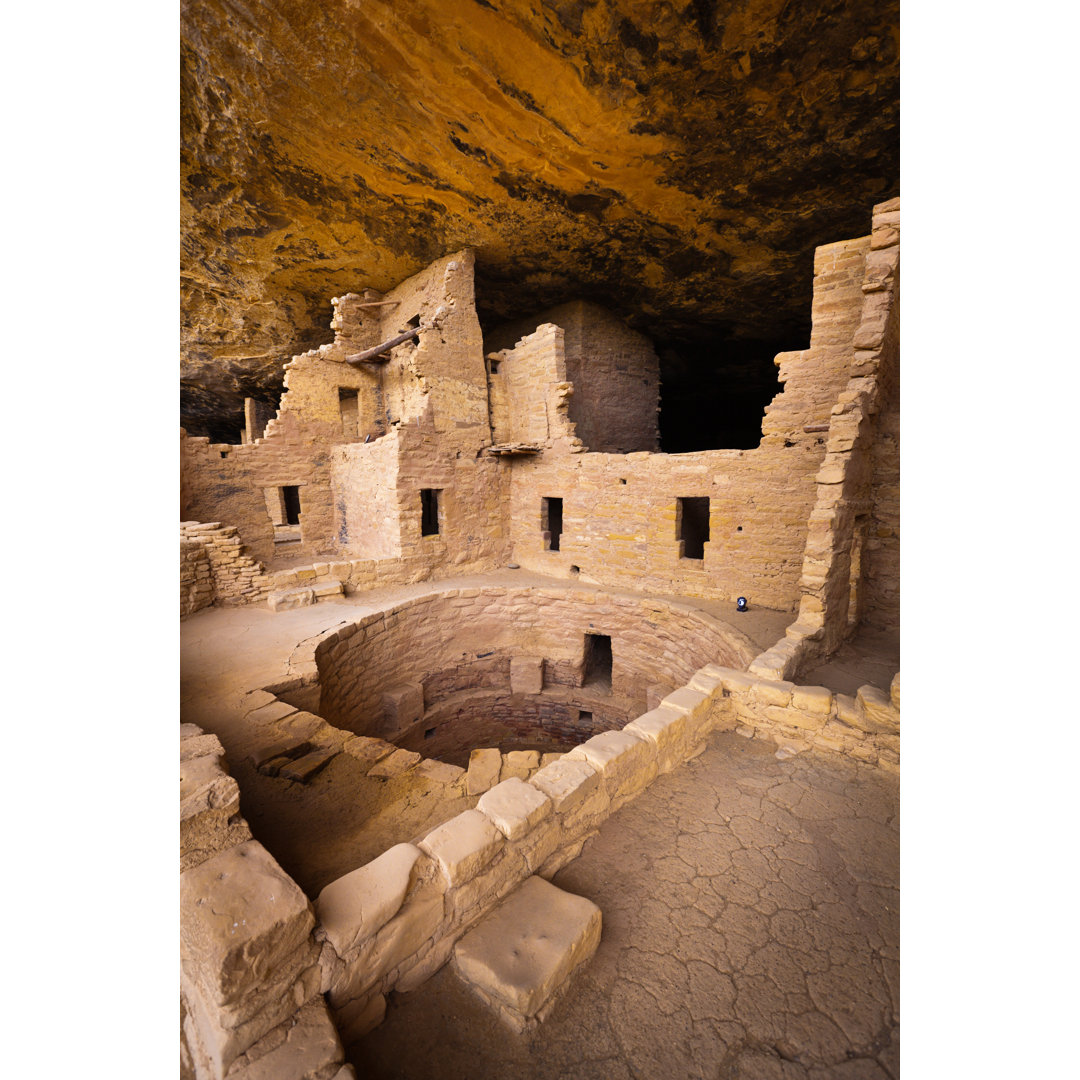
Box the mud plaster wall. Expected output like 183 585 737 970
502 236 870 609
486 300 660 452
314 587 757 740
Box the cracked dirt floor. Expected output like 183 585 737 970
354 731 899 1080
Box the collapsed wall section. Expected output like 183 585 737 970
485 300 660 453
502 235 871 609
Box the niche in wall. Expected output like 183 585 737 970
339 388 359 439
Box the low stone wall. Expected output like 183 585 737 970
179 723 354 1080
265 656 900 1044
180 522 273 612
181 539 214 618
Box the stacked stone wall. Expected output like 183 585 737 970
180 523 272 610
501 235 870 609
179 724 352 1080
750 198 901 680
181 539 214 617
311 587 758 739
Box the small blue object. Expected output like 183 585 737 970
736 596 748 612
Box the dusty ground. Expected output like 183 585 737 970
354 732 899 1080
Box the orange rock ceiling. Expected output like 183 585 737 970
181 0 898 439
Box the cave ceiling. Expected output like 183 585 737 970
181 0 899 438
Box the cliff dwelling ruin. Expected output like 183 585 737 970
180 3 900 1079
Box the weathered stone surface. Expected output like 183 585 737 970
477 778 552 841
415 758 466 785
792 685 833 715
856 684 900 734
529 759 600 815
565 729 657 801
509 655 544 695
366 748 421 779
224 998 344 1080
466 748 502 796
279 748 336 783
420 810 505 887
181 1 898 438
315 844 423 956
341 736 395 772
452 876 602 1031
500 749 540 782
624 705 689 774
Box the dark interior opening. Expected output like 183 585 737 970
678 497 710 559
541 497 563 552
407 314 421 346
583 632 612 690
657 338 799 452
282 485 302 526
421 488 440 536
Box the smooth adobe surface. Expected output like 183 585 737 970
355 730 899 1079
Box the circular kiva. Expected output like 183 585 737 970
302 587 758 768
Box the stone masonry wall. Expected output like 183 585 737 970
313 587 758 741
500 234 870 609
180 522 273 609
485 300 660 453
181 539 214 618
302 656 899 1045
179 724 352 1080
749 198 900 680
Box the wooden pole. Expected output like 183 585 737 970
345 325 424 365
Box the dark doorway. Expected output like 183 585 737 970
677 497 709 559
282 485 302 526
583 632 612 691
542 497 563 551
421 488 441 536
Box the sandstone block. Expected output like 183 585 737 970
366 748 421 779
316 844 423 956
477 778 552 841
646 682 671 709
381 682 424 739
342 736 395 772
224 998 344 1080
249 737 312 770
451 876 602 1032
856 684 900 734
750 679 794 708
246 700 300 726
539 752 563 768
181 732 225 761
500 749 539 781
279 748 337 783
510 655 544 694
834 693 864 728
659 686 712 743
268 588 315 612
415 759 466 785
792 685 833 715
624 705 688 773
890 671 901 710
180 754 251 872
565 729 656 802
466 748 502 795
420 810 504 887
529 759 599 814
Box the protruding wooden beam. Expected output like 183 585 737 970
345 325 423 365
803 423 831 433
354 300 400 308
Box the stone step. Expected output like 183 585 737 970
450 875 602 1032
267 579 344 612
278 748 338 783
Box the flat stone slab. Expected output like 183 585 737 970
279 748 337 783
367 748 422 779
451 875 602 1032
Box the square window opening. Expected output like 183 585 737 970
677 497 710 560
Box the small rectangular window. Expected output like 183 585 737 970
583 632 612 689
421 488 441 536
677 497 709 560
541 497 563 552
282 486 302 526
